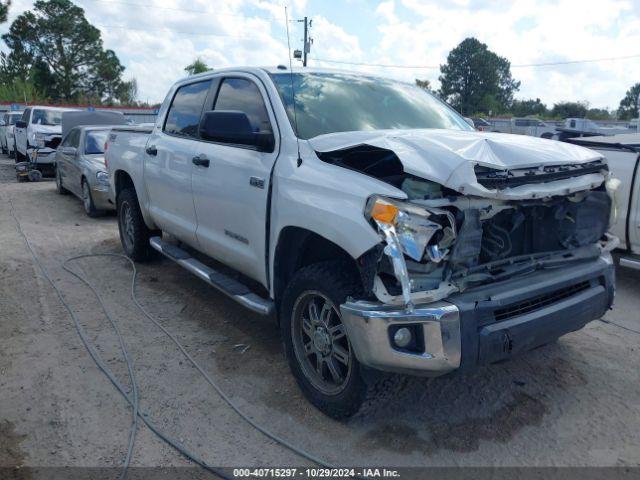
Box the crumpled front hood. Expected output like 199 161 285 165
32 124 62 136
308 129 607 200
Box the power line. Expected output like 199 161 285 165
512 53 640 67
95 24 286 41
81 0 278 21
311 53 640 69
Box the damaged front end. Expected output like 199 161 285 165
361 175 619 309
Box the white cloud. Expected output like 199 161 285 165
311 15 362 61
1 0 637 108
370 0 639 108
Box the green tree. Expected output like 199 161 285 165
550 101 589 119
511 98 547 117
30 57 57 98
438 37 520 115
115 78 138 105
1 0 133 103
586 107 612 121
88 49 126 103
415 78 432 92
0 1 10 23
0 78 46 103
184 58 211 76
617 83 640 120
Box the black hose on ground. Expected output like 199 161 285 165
8 197 336 478
8 198 230 480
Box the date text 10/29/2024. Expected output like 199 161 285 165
233 468 401 478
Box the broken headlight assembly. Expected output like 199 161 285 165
34 132 46 148
365 196 457 308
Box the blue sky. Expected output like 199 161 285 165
2 0 639 109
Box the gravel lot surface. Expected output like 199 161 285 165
0 154 639 472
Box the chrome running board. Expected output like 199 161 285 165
149 236 274 316
619 256 640 271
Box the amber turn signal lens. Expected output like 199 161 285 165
370 200 398 224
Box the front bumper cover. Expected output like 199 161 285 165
340 253 615 376
91 183 114 211
28 147 56 165
340 301 461 376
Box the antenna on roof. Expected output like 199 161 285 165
285 6 302 167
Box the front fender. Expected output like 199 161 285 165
269 149 403 296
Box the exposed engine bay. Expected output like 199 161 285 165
317 142 619 308
362 179 617 308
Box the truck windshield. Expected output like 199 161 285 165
32 109 63 126
269 72 472 139
85 130 109 154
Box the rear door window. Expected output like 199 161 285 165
214 78 272 134
164 80 212 138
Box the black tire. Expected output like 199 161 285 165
280 260 368 419
55 166 69 195
81 178 101 217
117 187 153 261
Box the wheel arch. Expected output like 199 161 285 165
113 169 157 229
114 169 135 199
272 226 363 311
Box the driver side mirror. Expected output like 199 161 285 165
60 146 77 157
199 110 274 152
15 120 27 129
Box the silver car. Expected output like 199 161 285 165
55 125 115 216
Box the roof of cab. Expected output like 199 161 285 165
173 65 393 85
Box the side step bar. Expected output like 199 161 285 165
619 256 640 271
149 237 274 316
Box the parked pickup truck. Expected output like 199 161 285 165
1 111 23 157
14 105 78 175
568 133 640 269
106 67 617 418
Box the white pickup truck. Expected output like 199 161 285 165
569 133 640 268
14 105 78 174
106 67 617 418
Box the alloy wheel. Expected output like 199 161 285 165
82 182 91 213
291 291 353 395
119 201 135 252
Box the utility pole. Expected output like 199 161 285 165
297 17 312 67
